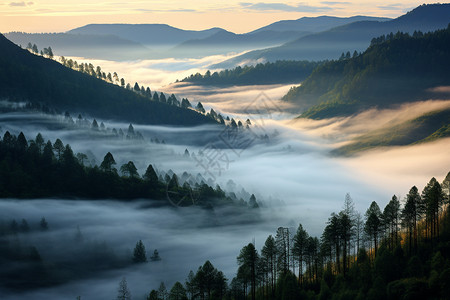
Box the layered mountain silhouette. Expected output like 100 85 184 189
5 15 390 60
215 4 450 68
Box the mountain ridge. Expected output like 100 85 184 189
214 3 450 68
282 25 450 119
0 33 216 126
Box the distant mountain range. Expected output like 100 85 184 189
215 3 450 68
168 16 390 58
249 16 391 34
67 24 224 49
4 15 390 60
3 32 152 61
0 34 215 126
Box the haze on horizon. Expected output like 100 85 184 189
0 0 436 34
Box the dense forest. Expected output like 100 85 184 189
282 25 450 119
0 34 215 126
0 130 261 210
142 174 450 300
180 61 322 86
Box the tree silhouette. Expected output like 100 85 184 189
117 277 131 300
169 281 187 300
100 152 116 173
53 138 65 160
150 249 161 261
237 243 259 300
133 240 147 263
120 161 138 178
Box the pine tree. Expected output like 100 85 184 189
133 240 147 263
143 164 158 183
117 277 131 300
293 224 308 285
151 249 161 261
100 152 116 173
169 282 187 300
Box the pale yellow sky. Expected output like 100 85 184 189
0 1 436 34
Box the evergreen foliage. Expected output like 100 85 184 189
0 34 216 126
181 60 322 86
283 26 450 119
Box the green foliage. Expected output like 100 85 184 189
285 27 450 119
146 172 450 300
0 34 215 126
0 131 246 210
276 271 302 300
318 279 331 300
181 60 323 86
169 282 187 300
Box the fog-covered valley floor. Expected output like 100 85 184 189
1 55 450 299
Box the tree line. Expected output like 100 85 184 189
142 173 450 299
283 25 450 119
0 34 216 126
0 131 261 210
180 61 323 86
25 42 54 58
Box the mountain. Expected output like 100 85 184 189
249 15 391 34
169 30 309 58
4 32 152 61
215 4 450 68
170 16 390 58
0 34 215 126
67 24 224 48
282 26 450 118
5 25 224 60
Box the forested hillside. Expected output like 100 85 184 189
180 60 322 86
282 25 450 119
0 34 215 126
146 174 450 300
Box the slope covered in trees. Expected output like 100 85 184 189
0 131 262 210
180 60 322 86
282 25 450 119
0 34 215 126
146 173 450 300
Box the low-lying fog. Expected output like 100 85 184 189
1 56 450 299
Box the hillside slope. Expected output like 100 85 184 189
0 34 215 126
282 26 450 118
333 108 450 155
250 15 390 34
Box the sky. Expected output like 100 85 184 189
0 0 437 34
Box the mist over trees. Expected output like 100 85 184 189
0 130 261 211
180 60 322 86
0 34 216 126
283 25 450 119
146 173 450 299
